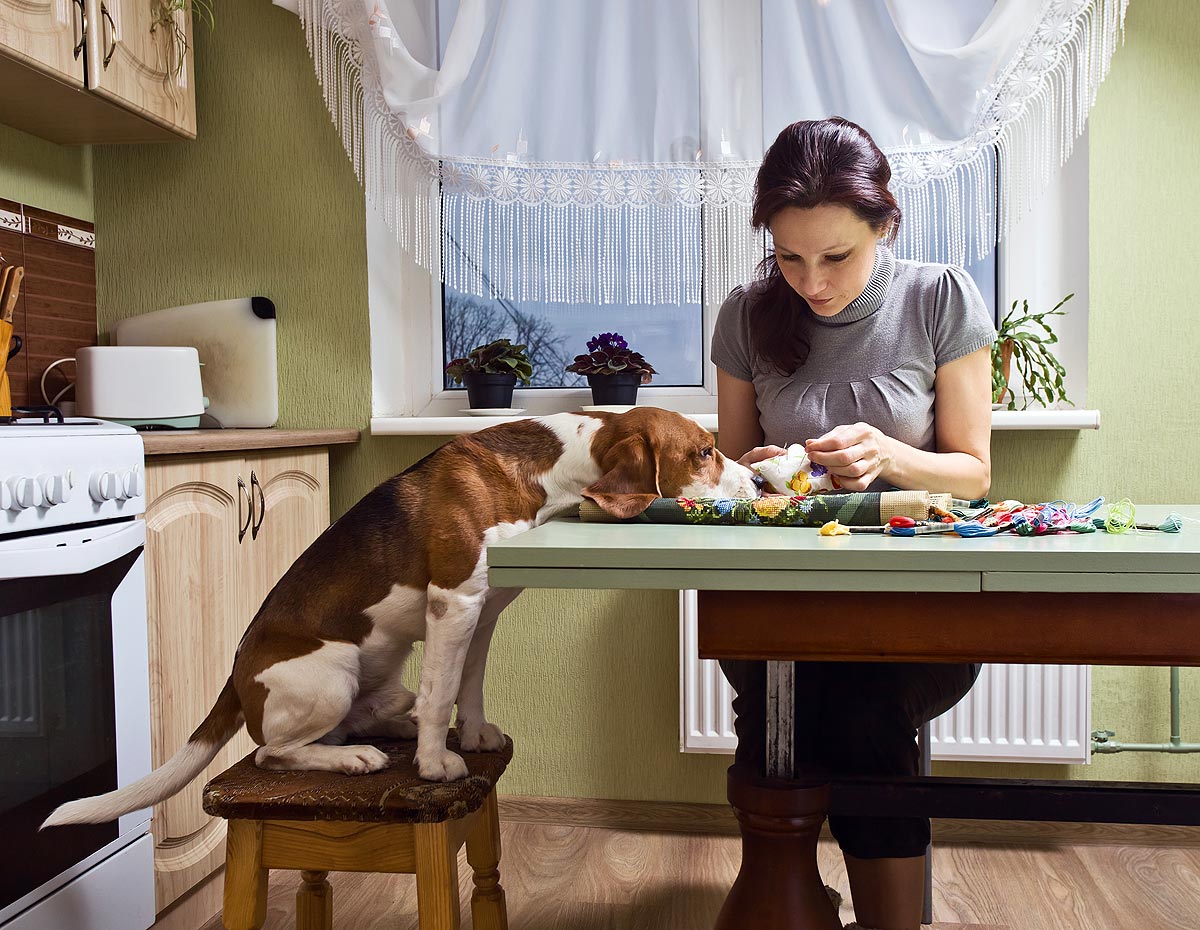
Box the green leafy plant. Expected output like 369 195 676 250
992 293 1074 411
151 0 215 82
445 339 534 385
565 332 657 384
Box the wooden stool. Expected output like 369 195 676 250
203 732 512 930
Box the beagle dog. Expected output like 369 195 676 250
45 407 758 826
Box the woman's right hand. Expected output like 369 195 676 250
736 445 787 468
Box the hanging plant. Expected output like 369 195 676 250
151 0 215 83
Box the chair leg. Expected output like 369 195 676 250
465 791 508 930
296 870 333 930
223 820 269 930
414 820 461 930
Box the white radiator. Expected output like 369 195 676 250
0 610 41 737
679 592 1091 764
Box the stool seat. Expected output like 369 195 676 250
205 732 512 930
204 733 513 824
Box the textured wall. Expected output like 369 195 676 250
0 124 92 220
83 0 1200 800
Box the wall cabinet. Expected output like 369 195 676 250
143 447 329 912
0 0 197 144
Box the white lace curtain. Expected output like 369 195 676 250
285 0 1129 304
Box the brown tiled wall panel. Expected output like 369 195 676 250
0 201 96 409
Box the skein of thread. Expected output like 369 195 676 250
1103 498 1137 535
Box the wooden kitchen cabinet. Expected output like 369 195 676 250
142 447 330 912
0 0 84 89
84 0 197 139
0 0 196 144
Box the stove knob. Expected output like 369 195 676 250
9 476 44 509
88 471 119 503
0 480 14 512
123 468 143 499
43 473 73 506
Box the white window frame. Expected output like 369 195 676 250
368 137 1093 431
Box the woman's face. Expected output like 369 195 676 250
768 204 884 317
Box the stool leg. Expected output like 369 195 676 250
224 820 269 930
414 821 461 930
465 791 508 930
296 870 333 930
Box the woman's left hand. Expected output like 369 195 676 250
805 422 894 492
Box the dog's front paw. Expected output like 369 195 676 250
459 722 506 752
336 745 390 775
417 748 469 782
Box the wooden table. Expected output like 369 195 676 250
489 504 1200 929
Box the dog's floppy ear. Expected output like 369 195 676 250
582 434 661 519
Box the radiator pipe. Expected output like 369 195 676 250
1092 667 1200 754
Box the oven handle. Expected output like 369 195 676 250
0 520 146 580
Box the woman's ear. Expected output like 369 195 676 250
582 434 661 518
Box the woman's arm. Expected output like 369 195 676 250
716 368 785 466
805 346 992 499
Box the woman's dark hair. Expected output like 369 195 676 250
749 117 901 374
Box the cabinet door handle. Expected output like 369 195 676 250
100 2 117 69
237 476 252 543
251 471 266 540
73 0 87 61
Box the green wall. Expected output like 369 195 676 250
0 0 1190 800
0 123 92 219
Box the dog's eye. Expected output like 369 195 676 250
700 446 713 459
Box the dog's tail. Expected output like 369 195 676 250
42 677 244 828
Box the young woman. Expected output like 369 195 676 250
711 117 995 930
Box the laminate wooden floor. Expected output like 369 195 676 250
198 821 1200 930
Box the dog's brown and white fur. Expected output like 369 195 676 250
44 408 757 826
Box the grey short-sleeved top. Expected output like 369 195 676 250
711 245 995 491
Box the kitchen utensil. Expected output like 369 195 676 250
76 346 207 428
1 266 25 322
0 265 11 315
0 321 14 418
112 296 277 428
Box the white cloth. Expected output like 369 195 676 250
286 0 1130 303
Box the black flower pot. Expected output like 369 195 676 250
587 371 641 406
463 371 518 409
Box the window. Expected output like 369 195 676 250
367 142 1090 425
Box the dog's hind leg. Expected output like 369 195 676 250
253 641 389 775
328 665 419 744
413 582 487 781
456 587 520 752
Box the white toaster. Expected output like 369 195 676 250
76 346 207 428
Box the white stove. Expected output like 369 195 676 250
0 417 146 538
0 415 154 930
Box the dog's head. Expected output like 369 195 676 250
582 408 760 518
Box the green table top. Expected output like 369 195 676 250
487 504 1200 593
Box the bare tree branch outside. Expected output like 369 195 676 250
444 289 583 388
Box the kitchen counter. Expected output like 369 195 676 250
141 428 360 456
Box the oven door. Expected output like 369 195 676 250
0 520 152 925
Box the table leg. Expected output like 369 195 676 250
714 660 840 930
718 768 841 930
766 659 795 779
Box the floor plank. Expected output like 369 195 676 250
197 820 1200 930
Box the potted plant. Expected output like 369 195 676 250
992 293 1074 411
445 338 534 409
565 332 657 406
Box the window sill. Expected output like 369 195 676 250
370 409 1100 436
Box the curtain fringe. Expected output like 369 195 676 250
298 0 1128 303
